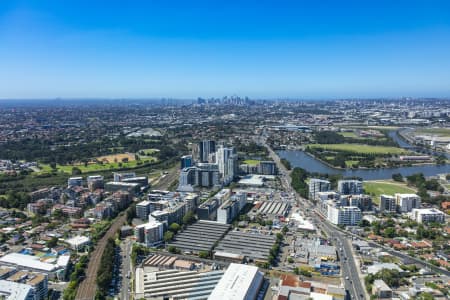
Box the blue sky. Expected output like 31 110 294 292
1 1 450 99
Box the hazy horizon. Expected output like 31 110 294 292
1 1 450 98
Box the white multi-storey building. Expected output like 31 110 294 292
337 180 363 195
395 193 421 213
411 208 445 223
327 205 362 226
134 217 164 247
308 179 331 200
379 195 396 213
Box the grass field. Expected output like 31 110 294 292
309 143 406 154
338 131 359 138
415 127 450 137
363 181 416 205
345 160 359 167
38 151 158 174
243 159 260 166
96 153 135 163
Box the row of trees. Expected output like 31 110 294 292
96 238 116 298
291 167 309 198
63 255 89 300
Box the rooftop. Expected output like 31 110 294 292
208 263 263 300
0 280 33 300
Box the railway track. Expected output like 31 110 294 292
76 213 127 300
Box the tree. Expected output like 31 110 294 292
71 167 82 175
383 227 396 238
182 211 196 225
163 231 174 242
392 173 403 182
168 246 180 254
46 236 58 248
169 223 181 233
198 251 209 258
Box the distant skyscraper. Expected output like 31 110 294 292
180 155 193 169
198 140 216 163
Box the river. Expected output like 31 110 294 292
277 130 450 180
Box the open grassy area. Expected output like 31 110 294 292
243 159 260 166
345 160 359 167
338 131 358 138
309 144 406 154
36 149 160 174
363 181 416 205
415 127 450 137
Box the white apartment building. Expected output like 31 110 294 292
135 218 164 247
327 205 362 226
411 208 445 223
309 179 331 200
395 193 421 213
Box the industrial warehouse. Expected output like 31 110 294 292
214 230 276 262
134 268 225 299
168 220 230 253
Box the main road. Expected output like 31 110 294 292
259 136 365 300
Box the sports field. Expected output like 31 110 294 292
243 159 260 166
415 127 450 137
38 150 158 174
309 144 406 154
363 181 416 204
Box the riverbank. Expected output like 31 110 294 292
277 150 450 180
303 150 438 171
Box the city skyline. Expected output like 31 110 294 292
1 1 450 98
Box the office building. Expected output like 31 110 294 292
217 193 247 224
411 208 445 223
113 172 136 182
136 200 151 220
208 263 264 300
327 205 362 226
122 176 149 187
105 181 140 196
199 140 216 163
341 194 372 211
337 180 363 195
134 218 164 247
197 189 231 220
5 270 48 300
395 193 421 213
309 179 331 200
379 195 396 213
372 279 392 299
67 177 83 187
86 175 104 191
178 165 220 190
257 161 277 175
0 280 35 300
180 155 193 169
